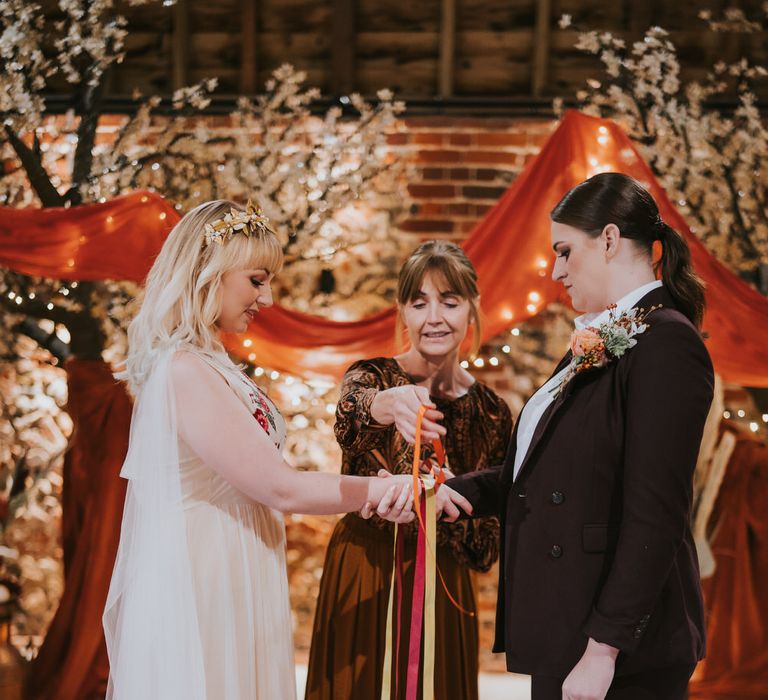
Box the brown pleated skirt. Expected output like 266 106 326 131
305 514 479 700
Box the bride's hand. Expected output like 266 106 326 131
360 470 418 523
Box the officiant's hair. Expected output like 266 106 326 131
551 172 705 329
397 240 482 357
125 199 283 393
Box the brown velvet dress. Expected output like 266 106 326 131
305 358 512 700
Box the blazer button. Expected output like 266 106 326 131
550 544 563 559
633 626 643 639
517 489 527 498
551 491 565 505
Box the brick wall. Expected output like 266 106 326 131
392 117 556 239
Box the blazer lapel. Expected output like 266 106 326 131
510 285 674 486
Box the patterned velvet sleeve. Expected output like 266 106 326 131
334 360 392 458
439 396 512 572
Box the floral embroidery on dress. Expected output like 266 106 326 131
253 407 270 433
238 371 281 447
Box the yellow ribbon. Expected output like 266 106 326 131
380 523 398 700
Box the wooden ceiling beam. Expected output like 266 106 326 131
331 0 355 96
438 0 457 97
531 0 552 98
172 0 190 90
240 0 259 94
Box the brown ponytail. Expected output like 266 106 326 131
656 222 706 329
551 172 706 328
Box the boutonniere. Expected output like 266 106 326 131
551 304 661 398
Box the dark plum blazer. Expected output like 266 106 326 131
449 286 714 678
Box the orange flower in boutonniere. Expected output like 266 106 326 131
570 328 606 359
552 304 661 398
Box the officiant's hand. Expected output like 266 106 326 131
370 385 446 444
360 471 418 523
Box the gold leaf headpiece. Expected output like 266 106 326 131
202 199 275 248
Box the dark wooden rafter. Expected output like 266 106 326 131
331 0 355 96
240 0 259 94
531 0 552 97
438 0 457 97
625 0 654 32
172 0 190 90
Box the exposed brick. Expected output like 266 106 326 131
447 203 471 217
474 133 528 147
415 202 448 218
413 133 445 146
475 168 505 182
407 183 456 199
399 219 456 234
526 132 551 149
207 115 234 128
415 150 464 164
459 220 479 234
463 185 507 200
448 167 471 180
472 203 495 216
464 150 520 165
406 117 525 130
97 114 129 128
421 167 447 180
448 133 473 146
386 132 410 145
523 153 538 167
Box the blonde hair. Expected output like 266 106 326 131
125 199 283 393
396 240 482 358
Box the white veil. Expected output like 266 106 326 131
103 347 206 699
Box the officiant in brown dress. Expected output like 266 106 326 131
305 241 512 700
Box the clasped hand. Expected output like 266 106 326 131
361 469 473 524
560 638 618 700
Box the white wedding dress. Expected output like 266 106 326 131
104 347 297 700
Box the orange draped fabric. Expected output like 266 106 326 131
26 361 131 700
0 191 177 281
1 111 767 384
689 430 768 698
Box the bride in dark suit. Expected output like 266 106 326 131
441 173 714 699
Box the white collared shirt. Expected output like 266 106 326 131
512 279 663 481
